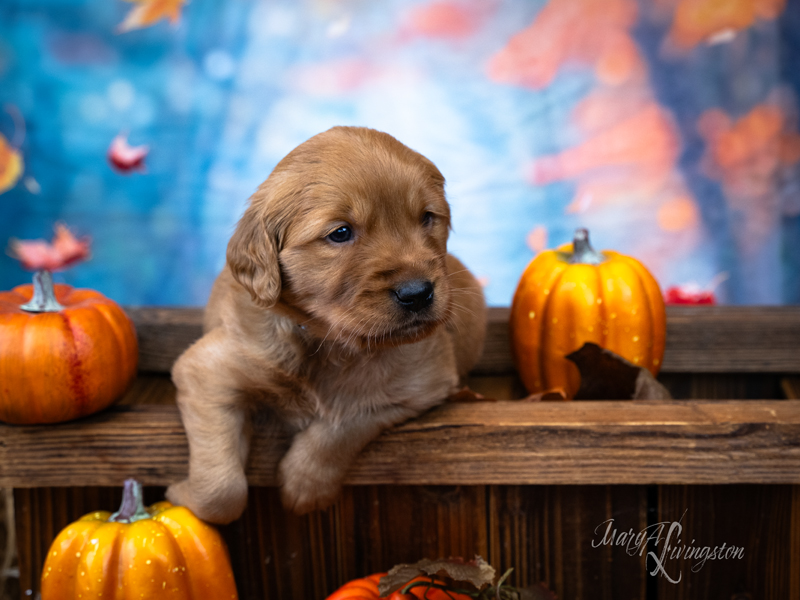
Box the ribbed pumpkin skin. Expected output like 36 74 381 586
0 283 137 424
40 501 238 600
510 242 666 398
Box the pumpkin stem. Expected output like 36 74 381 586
570 228 606 265
109 479 151 523
20 270 65 313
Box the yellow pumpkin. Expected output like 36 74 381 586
510 228 666 398
41 479 238 600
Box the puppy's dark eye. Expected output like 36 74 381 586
327 226 353 244
421 211 435 226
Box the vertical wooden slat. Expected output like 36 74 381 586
12 483 800 600
12 489 32 598
791 485 800 600
657 485 794 600
487 486 647 599
225 486 489 599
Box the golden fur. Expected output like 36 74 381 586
166 126 487 524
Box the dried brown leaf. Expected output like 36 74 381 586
566 342 671 400
634 367 672 400
378 564 431 597
378 556 496 597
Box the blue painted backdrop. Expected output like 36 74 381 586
1 0 799 306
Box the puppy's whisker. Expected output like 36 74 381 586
328 312 359 358
366 321 382 354
448 300 480 319
445 268 471 278
445 301 480 330
312 309 355 356
338 313 369 355
448 288 485 298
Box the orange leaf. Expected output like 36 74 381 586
0 133 23 195
118 0 186 32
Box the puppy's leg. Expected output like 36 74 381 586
166 330 252 524
278 404 423 514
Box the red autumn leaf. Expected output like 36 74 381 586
664 284 716 305
107 133 148 173
8 224 91 272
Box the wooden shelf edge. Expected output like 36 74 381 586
127 306 800 375
3 400 799 488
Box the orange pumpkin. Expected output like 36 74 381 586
0 277 138 424
510 228 666 398
326 573 473 600
41 479 238 600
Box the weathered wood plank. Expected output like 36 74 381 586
657 485 798 599
125 307 202 375
3 400 800 488
127 306 800 375
488 485 647 599
662 306 800 373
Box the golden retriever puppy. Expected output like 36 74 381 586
166 126 487 524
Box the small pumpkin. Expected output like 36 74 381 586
41 479 238 600
510 228 666 398
326 573 473 600
0 226 137 424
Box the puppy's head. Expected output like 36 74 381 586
227 126 452 349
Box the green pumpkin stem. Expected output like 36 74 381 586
109 479 151 523
569 228 606 265
20 270 65 313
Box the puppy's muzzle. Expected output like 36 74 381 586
393 279 434 313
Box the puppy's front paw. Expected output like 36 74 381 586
278 450 344 515
166 475 248 524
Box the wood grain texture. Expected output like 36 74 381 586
656 485 799 599
124 307 202 374
3 400 800 488
488 485 647 599
14 483 800 600
16 485 640 600
127 306 800 374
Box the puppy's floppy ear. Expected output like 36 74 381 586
227 205 281 308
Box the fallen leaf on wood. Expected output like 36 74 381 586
566 342 672 400
634 366 672 400
379 556 495 596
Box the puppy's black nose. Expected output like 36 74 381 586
393 280 434 313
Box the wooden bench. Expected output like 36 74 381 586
2 306 799 599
